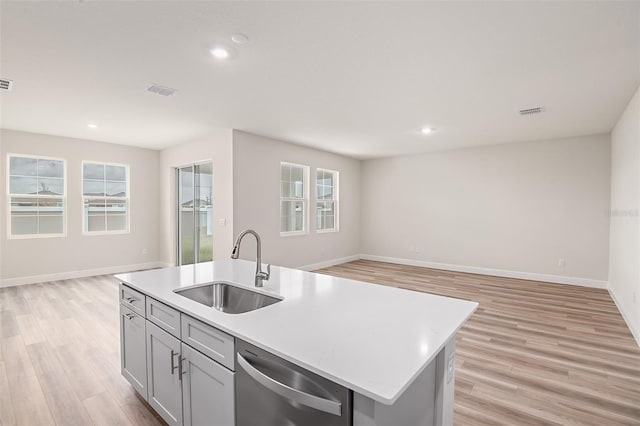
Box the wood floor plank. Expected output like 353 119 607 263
0 362 16 426
83 392 134 426
316 260 640 426
26 341 94 426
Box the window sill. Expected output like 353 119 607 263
7 233 66 240
280 231 308 237
316 229 339 234
82 230 130 237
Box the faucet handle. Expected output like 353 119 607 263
266 264 271 279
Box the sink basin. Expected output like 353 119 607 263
174 282 282 314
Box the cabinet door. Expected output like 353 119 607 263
120 304 148 400
146 321 183 426
181 343 235 426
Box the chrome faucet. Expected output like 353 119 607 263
230 229 271 287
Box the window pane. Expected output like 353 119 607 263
38 159 64 178
39 214 63 234
11 215 38 235
106 181 126 197
88 215 106 232
10 157 37 176
293 181 303 198
85 198 106 232
83 163 105 180
107 214 126 231
38 177 64 195
281 200 292 233
83 180 105 196
105 165 126 181
291 166 303 183
10 176 38 195
105 199 126 213
281 164 291 182
294 200 304 232
316 201 335 231
38 198 64 214
11 197 38 213
281 200 304 233
325 215 335 230
281 182 291 198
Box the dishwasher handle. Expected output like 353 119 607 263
237 353 342 416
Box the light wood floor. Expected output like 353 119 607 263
1 261 639 425
316 260 640 426
0 275 166 426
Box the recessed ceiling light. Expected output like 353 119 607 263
210 47 229 59
231 33 249 44
88 123 98 129
421 127 433 135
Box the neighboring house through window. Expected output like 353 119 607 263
8 154 66 237
316 168 338 232
280 162 308 235
83 161 129 233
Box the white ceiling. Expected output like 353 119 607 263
1 1 638 159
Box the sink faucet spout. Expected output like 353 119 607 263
231 229 270 287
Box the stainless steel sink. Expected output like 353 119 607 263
174 282 282 314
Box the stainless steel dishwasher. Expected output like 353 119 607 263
235 339 353 426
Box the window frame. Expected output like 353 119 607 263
6 153 67 239
315 168 339 233
279 161 309 237
81 160 131 236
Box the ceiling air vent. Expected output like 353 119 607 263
519 107 543 115
0 78 14 91
147 84 176 97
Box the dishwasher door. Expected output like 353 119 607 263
235 339 352 426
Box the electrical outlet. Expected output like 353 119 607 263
558 258 566 268
218 218 226 226
142 248 148 255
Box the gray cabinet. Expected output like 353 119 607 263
181 343 235 426
146 321 183 426
120 304 148 400
119 284 235 426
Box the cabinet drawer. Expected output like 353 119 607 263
146 298 181 339
181 314 235 371
120 284 146 316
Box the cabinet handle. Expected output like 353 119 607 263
124 297 136 303
178 356 187 381
170 350 180 375
124 313 135 320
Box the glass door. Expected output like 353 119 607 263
177 162 213 266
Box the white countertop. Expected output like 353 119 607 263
115 259 477 405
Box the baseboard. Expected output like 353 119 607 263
359 254 608 289
298 255 361 272
608 287 640 348
0 261 167 288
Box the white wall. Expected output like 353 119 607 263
0 129 161 285
159 130 234 266
360 134 611 285
609 86 640 343
232 130 360 269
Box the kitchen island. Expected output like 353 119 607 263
115 259 477 426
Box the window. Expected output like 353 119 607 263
280 162 308 235
8 155 66 237
316 168 338 232
82 162 129 234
